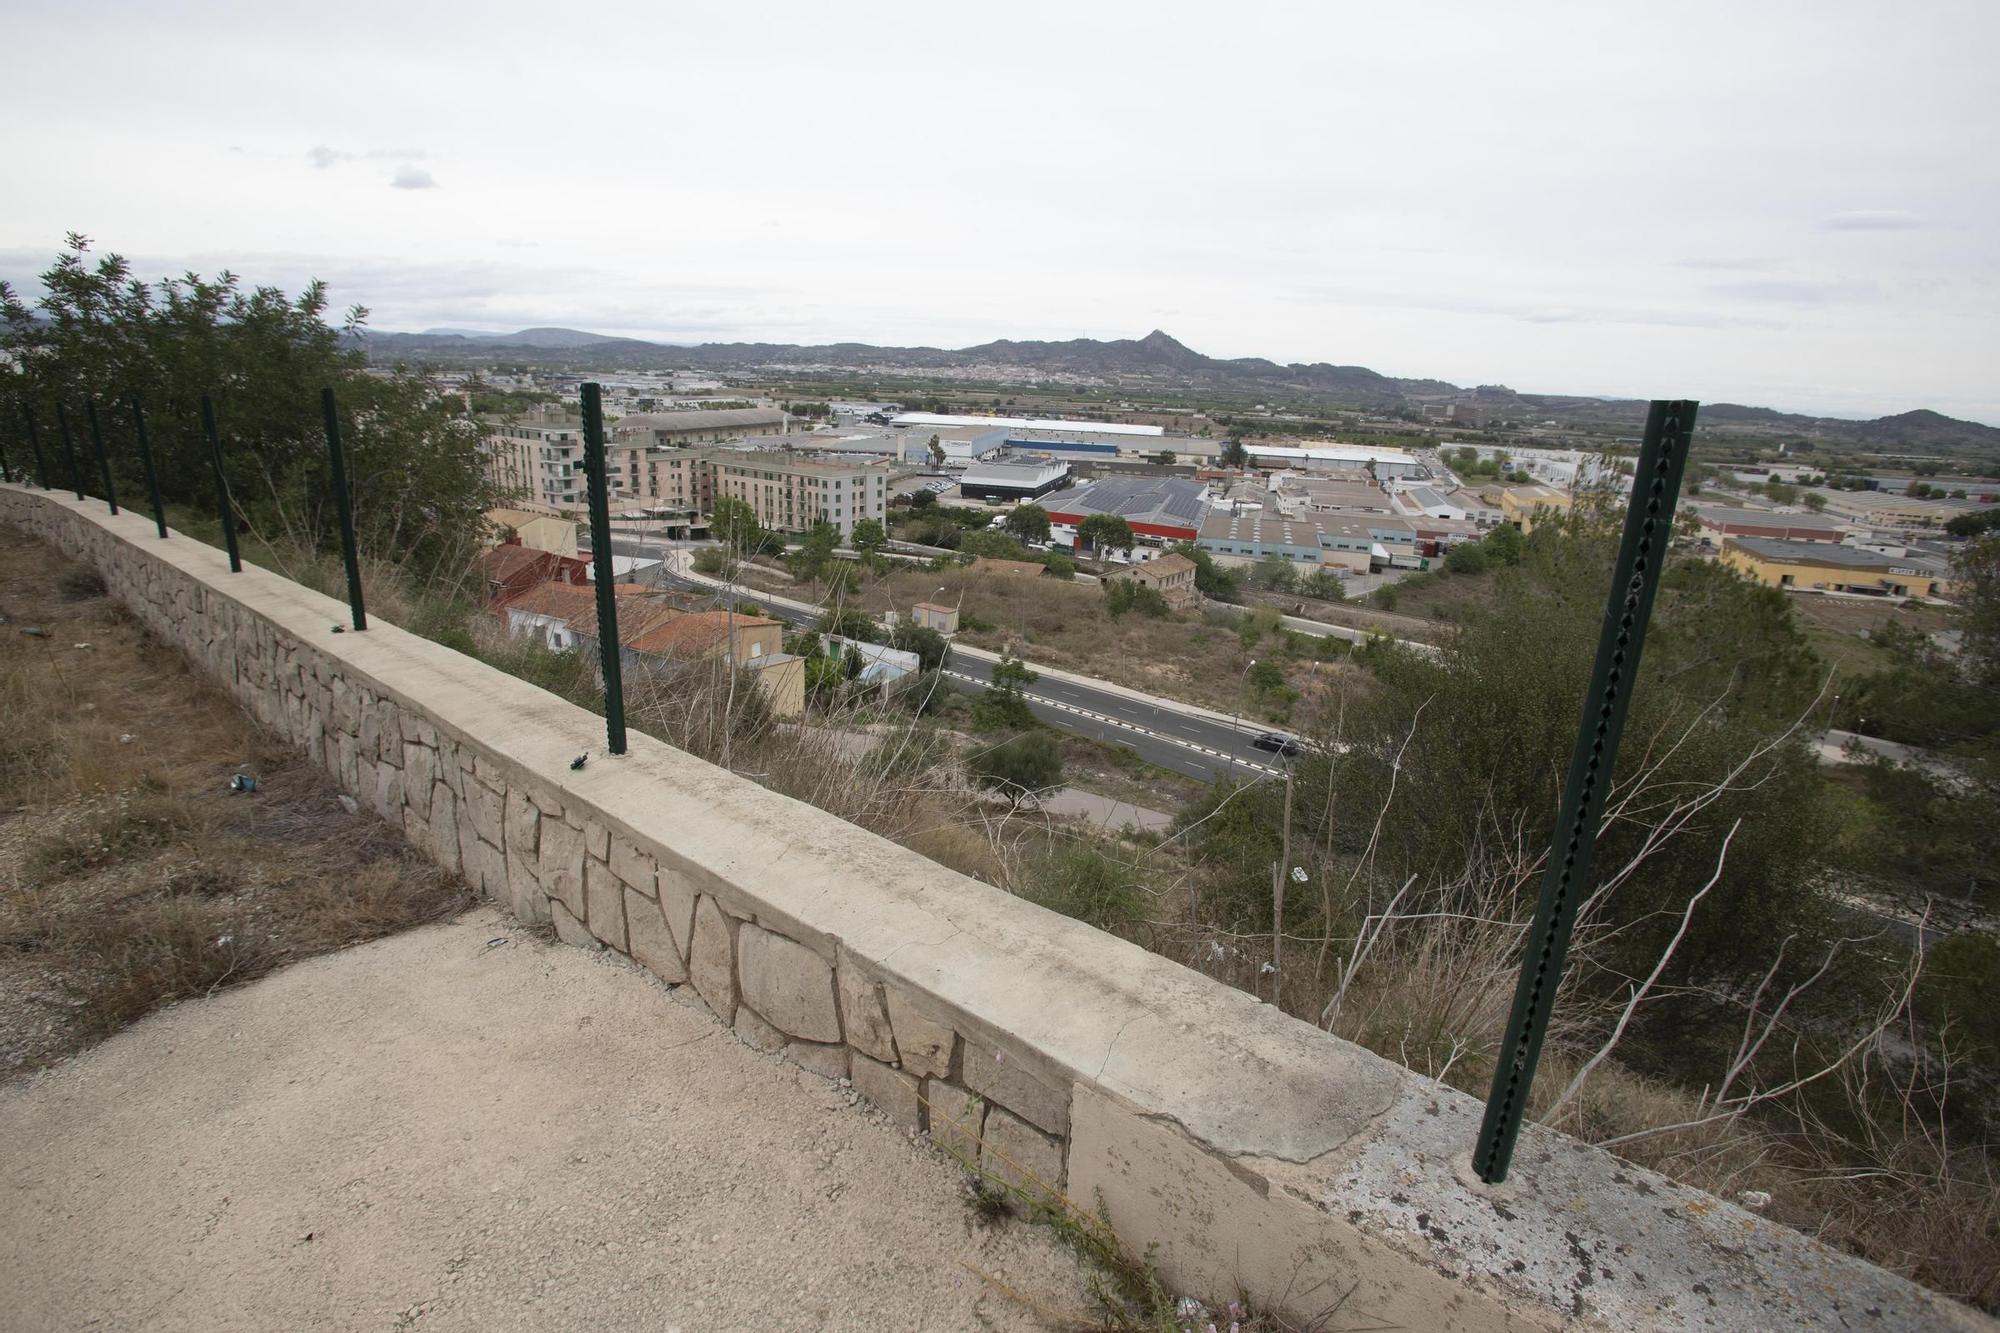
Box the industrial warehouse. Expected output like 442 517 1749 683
955 458 1073 502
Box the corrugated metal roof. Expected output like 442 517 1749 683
614 408 788 433
891 412 1163 438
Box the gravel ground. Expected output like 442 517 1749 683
0 908 1095 1331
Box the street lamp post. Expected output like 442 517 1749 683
1233 657 1257 770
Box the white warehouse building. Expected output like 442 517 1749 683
1245 443 1425 480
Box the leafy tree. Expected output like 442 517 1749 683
850 517 887 554
1443 543 1489 576
1297 512 1836 1000
1801 492 1828 512
1153 450 1177 466
890 622 950 672
0 234 494 575
1105 578 1171 618
1042 552 1076 580
1483 522 1527 566
1945 509 2000 538
1300 568 1346 601
692 546 737 578
973 731 1063 808
1956 535 2000 686
1169 540 1241 601
817 607 879 643
787 519 842 583
1251 555 1298 593
709 497 766 554
1077 513 1136 558
959 530 1030 561
1219 439 1250 468
907 489 937 510
1003 503 1051 545
992 647 1038 692
928 433 945 468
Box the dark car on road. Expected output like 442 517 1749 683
1251 732 1301 757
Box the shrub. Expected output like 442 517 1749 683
973 731 1063 806
692 546 736 578
1444 543 1488 576
1104 578 1171 618
971 687 1038 732
1300 569 1346 601
1020 845 1143 930
1251 555 1298 593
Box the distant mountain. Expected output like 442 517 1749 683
350 325 2000 458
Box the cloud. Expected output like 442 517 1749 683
1822 209 1920 231
390 166 438 191
309 145 432 170
1710 278 1878 305
1672 257 1773 271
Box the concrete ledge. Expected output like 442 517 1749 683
5 483 1987 1332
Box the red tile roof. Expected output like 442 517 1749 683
627 610 781 658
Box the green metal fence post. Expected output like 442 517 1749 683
21 406 49 489
319 387 367 630
581 383 627 755
1472 399 1699 1185
56 403 85 499
201 396 242 572
129 395 167 538
85 401 120 515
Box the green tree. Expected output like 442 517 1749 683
1169 541 1241 601
1801 492 1828 512
1483 522 1527 566
1042 552 1076 580
1153 450 1177 466
1945 509 2000 538
907 489 937 511
709 497 766 554
959 530 1030 561
1077 513 1136 558
890 622 950 672
0 234 494 575
850 517 887 554
1105 578 1171 618
1443 543 1489 576
788 519 842 582
817 607 879 642
1003 503 1052 545
973 731 1063 808
1219 439 1249 468
1300 568 1346 601
1251 555 1298 593
928 434 945 468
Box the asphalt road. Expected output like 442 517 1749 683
607 536 1283 783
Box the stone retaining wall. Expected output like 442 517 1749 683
4 484 1986 1332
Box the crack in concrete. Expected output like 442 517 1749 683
1094 1011 1142 1080
878 926 961 967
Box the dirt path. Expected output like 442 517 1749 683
0 909 1094 1331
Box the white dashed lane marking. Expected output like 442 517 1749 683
943 671 1282 777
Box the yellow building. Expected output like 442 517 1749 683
484 508 578 557
1719 538 1953 599
1484 483 1573 533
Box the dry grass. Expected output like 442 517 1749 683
0 524 473 1076
849 565 1361 718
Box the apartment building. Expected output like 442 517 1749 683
708 453 889 539
483 423 586 511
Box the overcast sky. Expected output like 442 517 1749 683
2 1 1995 422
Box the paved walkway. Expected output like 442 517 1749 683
1041 787 1174 833
0 910 1093 1331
